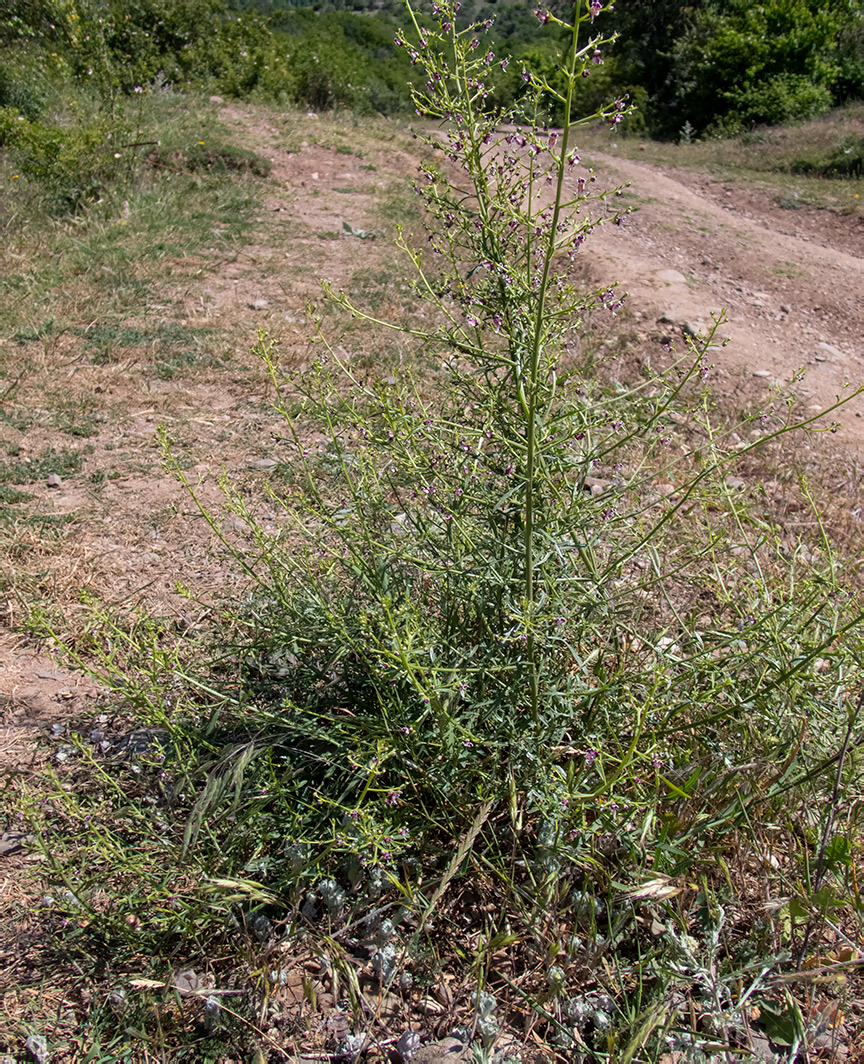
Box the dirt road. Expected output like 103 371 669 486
578 148 864 445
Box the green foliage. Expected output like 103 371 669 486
150 140 273 177
666 0 863 136
0 446 89 484
0 50 51 119
0 105 131 212
8 1 864 1059
792 132 864 177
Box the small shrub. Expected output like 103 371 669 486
792 133 864 178
148 140 273 177
0 106 131 212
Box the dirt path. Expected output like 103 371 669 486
577 149 864 444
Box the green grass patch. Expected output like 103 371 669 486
0 446 90 485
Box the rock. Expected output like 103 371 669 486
249 299 269 310
246 458 279 470
110 728 172 762
46 474 62 488
682 321 705 337
815 341 843 361
751 370 773 378
311 171 320 180
725 477 746 490
583 477 609 496
409 1039 469 1064
395 1031 422 1061
0 831 28 857
173 969 203 994
224 518 249 533
209 95 224 104
780 304 791 314
655 269 687 283
657 312 676 324
24 1034 49 1064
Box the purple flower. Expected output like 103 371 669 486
584 748 599 764
386 790 402 807
521 69 532 83
535 7 550 23
500 57 510 71
589 0 601 21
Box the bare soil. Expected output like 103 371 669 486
579 148 864 440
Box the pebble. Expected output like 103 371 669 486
246 458 279 470
655 269 687 283
396 1031 422 1061
249 299 269 310
0 832 28 857
46 474 62 488
751 370 773 378
209 95 224 104
409 1039 469 1064
24 1034 49 1064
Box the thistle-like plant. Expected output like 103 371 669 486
207 0 864 864
254 0 644 757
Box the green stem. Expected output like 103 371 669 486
523 13 582 724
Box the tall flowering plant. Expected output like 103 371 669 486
296 0 641 735
240 0 834 870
